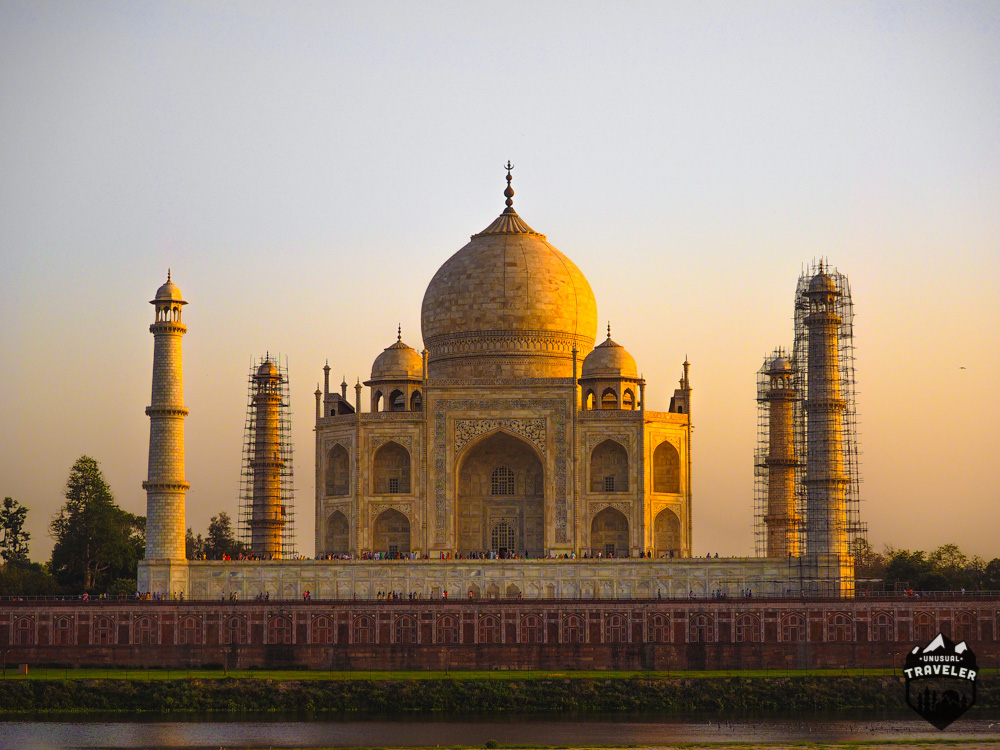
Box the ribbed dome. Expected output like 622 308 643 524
257 360 279 379
421 204 598 379
371 336 423 381
581 335 638 379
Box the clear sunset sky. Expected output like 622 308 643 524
1 2 998 562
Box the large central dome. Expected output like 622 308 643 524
421 174 598 379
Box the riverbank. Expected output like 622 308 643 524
0 674 997 714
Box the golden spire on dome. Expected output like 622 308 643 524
504 160 514 209
471 160 543 238
397 324 402 343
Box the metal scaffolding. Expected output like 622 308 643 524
792 261 867 557
755 262 867 558
753 347 799 557
238 354 297 557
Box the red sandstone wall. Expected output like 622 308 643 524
1 598 996 671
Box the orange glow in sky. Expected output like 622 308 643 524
1 3 998 561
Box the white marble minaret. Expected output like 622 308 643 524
138 272 190 593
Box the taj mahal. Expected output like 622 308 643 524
138 166 856 601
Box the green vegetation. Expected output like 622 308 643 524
186 511 248 560
48 456 145 593
0 673 996 715
0 668 910 681
0 496 30 564
854 540 1000 591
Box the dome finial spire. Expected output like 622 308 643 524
397 323 402 342
607 321 612 339
167 268 171 282
504 160 514 209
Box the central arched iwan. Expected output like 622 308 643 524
457 431 544 557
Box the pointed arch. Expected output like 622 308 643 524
457 430 544 557
601 387 619 410
177 615 202 645
394 614 417 644
311 615 335 644
326 510 349 554
267 615 293 644
389 389 405 411
372 508 410 555
12 616 35 645
52 615 74 645
653 508 681 557
373 441 410 494
133 616 158 645
325 443 350 496
590 507 629 557
653 441 681 494
221 616 248 645
352 615 376 644
590 439 628 493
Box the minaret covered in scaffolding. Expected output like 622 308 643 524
754 349 800 557
801 263 849 559
755 261 864 594
239 355 296 558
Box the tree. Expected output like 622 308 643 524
885 549 930 591
985 558 1000 590
49 456 145 592
203 512 248 559
186 527 205 559
0 496 30 564
851 538 888 583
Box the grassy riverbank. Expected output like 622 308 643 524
0 674 996 714
1 667 907 681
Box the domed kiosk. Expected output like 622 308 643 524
312 165 693 564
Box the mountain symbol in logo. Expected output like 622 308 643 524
904 632 977 729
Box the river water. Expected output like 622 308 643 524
2 713 999 749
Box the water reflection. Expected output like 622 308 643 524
2 713 998 749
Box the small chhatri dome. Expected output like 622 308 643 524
767 354 793 374
257 359 279 379
152 269 186 304
581 327 638 379
808 260 838 294
421 163 598 379
371 330 423 380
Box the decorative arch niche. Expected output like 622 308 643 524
325 444 350 496
389 389 405 411
590 506 629 557
652 441 680 494
590 439 628 493
372 508 410 555
653 507 681 557
372 441 411 494
326 510 349 554
600 388 619 410
457 431 544 557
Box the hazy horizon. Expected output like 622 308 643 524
2 2 998 564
